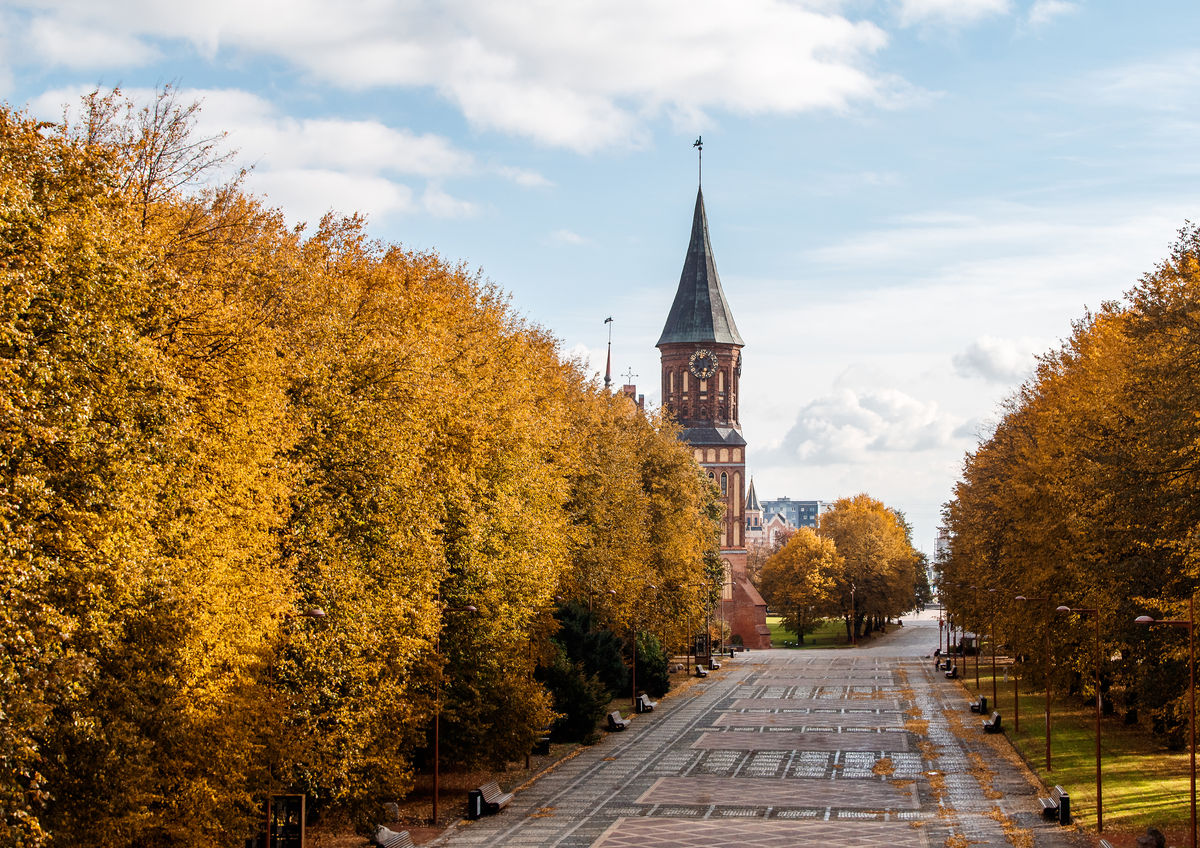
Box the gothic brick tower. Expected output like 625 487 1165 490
658 187 771 650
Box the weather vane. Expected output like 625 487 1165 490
693 136 703 186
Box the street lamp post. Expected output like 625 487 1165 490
264 607 327 848
850 583 857 646
433 602 477 825
1016 595 1053 771
966 585 981 691
988 589 998 708
1056 605 1102 832
1136 596 1196 848
629 585 657 709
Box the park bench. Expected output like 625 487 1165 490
1038 785 1071 825
371 826 415 848
983 711 1003 734
636 694 657 713
476 780 514 815
944 664 958 679
709 658 722 670
607 710 631 731
695 664 709 678
969 695 988 714
532 727 551 755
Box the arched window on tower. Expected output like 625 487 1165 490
720 472 728 496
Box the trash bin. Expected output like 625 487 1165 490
467 789 484 820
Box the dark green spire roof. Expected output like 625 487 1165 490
657 188 744 347
747 477 761 512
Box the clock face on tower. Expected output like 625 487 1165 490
689 348 718 379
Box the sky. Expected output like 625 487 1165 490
3 0 1199 555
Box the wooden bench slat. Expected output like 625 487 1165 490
372 826 415 848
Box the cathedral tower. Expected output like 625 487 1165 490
658 187 771 650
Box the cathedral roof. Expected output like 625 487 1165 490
677 426 746 447
657 188 744 348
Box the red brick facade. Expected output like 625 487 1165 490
656 188 770 650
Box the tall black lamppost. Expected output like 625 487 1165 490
1016 595 1054 770
1136 597 1196 848
629 585 657 709
850 582 857 646
433 602 477 825
1056 605 1103 832
967 585 984 691
965 584 998 697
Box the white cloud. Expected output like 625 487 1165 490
5 0 897 151
1027 0 1079 28
247 168 416 224
421 185 478 219
1088 51 1200 114
24 85 482 224
804 201 1178 299
28 16 161 68
767 387 962 465
896 0 1010 27
551 229 591 246
952 336 1045 383
497 166 552 188
566 342 602 380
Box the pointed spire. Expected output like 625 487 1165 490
603 316 614 389
747 477 761 512
657 188 744 347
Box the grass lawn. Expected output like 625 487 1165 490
957 659 1193 842
766 615 852 648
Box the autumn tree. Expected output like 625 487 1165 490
759 528 840 642
818 495 921 642
0 88 726 844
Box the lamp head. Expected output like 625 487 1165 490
1134 615 1155 625
1055 605 1071 613
1015 596 1027 602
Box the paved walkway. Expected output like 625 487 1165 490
434 611 1092 848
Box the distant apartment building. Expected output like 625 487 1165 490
745 485 831 551
759 496 829 530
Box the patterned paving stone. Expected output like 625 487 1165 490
434 615 1091 848
729 697 903 710
715 711 905 728
692 730 911 752
591 818 930 848
637 775 918 809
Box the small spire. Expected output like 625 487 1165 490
693 136 703 187
603 316 614 389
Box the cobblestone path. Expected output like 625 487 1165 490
433 611 1091 848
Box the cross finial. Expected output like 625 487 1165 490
693 136 703 186
621 367 637 384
